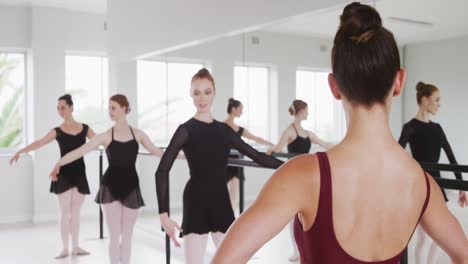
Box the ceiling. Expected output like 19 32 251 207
264 0 468 45
0 0 466 45
0 0 106 13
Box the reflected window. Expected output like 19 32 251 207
234 66 271 141
296 70 346 142
137 60 203 145
65 55 109 132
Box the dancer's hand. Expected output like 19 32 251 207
266 148 274 155
9 152 20 165
459 191 467 208
50 163 60 182
160 214 183 247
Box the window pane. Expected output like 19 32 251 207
234 66 270 140
137 61 202 145
65 55 109 132
296 70 346 142
137 60 168 145
0 53 26 148
167 62 201 138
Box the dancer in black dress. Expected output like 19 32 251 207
271 100 332 155
270 99 332 262
10 94 95 259
50 94 165 264
224 98 274 211
155 68 283 263
399 82 467 264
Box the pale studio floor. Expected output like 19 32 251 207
1 197 467 264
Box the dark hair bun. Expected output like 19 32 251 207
332 2 399 106
338 2 382 44
58 94 74 106
416 81 426 92
227 97 241 114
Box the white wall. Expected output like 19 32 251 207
107 0 348 62
403 36 468 167
0 155 33 223
0 6 30 49
0 5 107 223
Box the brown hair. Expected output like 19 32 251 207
416 81 439 105
110 94 131 114
58 94 73 107
227 98 242 114
289 100 308 116
332 2 400 106
191 68 215 90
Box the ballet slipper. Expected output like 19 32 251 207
72 247 90 256
55 249 69 259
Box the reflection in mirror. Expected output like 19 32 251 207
135 1 468 263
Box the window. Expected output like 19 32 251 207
137 61 203 145
0 53 26 149
65 55 109 132
234 66 271 141
296 70 346 142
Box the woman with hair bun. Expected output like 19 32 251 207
224 97 274 212
270 99 332 262
155 68 283 263
10 94 95 259
50 94 165 264
399 81 467 264
213 2 468 263
270 99 332 156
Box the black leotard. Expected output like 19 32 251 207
95 126 144 209
51 124 90 195
226 127 245 182
155 118 283 236
399 118 463 201
287 124 312 154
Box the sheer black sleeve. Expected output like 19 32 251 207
398 123 414 148
438 124 463 180
227 126 283 169
155 125 189 214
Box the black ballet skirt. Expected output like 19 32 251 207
399 118 463 201
50 124 90 195
226 127 245 182
95 127 145 209
155 118 283 237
